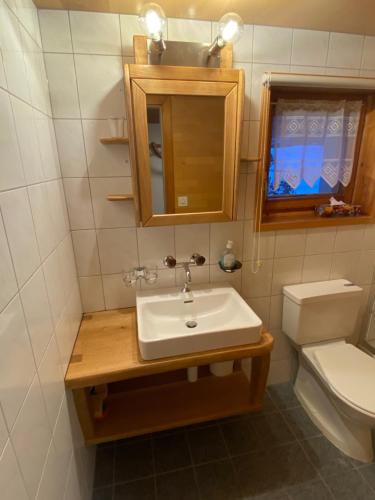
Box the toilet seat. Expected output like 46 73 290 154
311 343 375 417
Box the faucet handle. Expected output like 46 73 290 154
163 255 177 268
191 253 206 266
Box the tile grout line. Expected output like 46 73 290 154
183 427 203 500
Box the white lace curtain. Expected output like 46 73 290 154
271 99 362 191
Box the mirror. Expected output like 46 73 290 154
126 65 244 226
147 95 225 215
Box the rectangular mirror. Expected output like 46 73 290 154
125 65 244 226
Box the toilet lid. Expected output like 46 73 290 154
314 343 375 415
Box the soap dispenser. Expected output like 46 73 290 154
220 240 236 271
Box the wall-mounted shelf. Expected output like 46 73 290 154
100 137 129 145
107 194 134 201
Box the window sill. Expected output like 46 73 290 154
260 211 373 231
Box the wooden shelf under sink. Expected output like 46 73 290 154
66 308 273 445
88 370 254 445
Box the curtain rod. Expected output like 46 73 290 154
263 72 375 91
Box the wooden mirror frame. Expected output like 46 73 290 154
125 64 244 226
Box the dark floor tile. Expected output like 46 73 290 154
300 436 354 479
287 479 332 500
114 477 155 500
187 425 228 464
93 486 113 500
156 468 199 500
233 449 285 498
268 383 300 410
251 413 296 449
153 432 191 473
282 407 321 440
115 439 153 483
195 459 238 500
325 469 375 500
251 493 290 500
94 447 114 488
220 417 261 456
360 463 375 490
270 442 318 487
259 392 279 415
233 442 318 497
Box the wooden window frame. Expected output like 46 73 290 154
264 88 368 216
255 80 375 231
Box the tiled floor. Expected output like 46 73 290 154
92 383 375 500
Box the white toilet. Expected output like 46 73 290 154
282 279 375 463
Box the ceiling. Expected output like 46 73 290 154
33 0 375 36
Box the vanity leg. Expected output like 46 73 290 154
249 353 271 408
72 388 95 441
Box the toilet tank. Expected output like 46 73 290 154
282 280 363 345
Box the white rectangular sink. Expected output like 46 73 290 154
136 285 263 360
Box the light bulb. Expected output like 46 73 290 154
218 12 244 44
138 3 166 41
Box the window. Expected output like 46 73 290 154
254 75 375 230
268 99 362 196
265 91 366 214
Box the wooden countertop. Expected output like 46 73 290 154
65 308 274 389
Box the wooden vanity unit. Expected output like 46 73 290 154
65 308 273 445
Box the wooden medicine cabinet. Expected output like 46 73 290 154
125 64 244 226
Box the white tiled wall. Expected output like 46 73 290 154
39 10 375 386
0 2 94 499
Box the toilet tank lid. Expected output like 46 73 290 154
283 279 362 304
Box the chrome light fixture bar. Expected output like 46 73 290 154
138 2 167 53
209 12 244 56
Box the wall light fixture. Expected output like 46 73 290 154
138 2 167 53
209 12 244 56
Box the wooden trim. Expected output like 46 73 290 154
132 80 154 224
133 35 148 64
222 86 238 217
72 388 95 441
161 97 175 214
241 157 261 162
249 353 271 407
100 137 129 144
107 194 134 201
128 64 240 83
134 78 236 97
261 212 373 231
124 64 141 224
353 95 375 218
128 72 242 226
232 69 244 219
219 43 233 69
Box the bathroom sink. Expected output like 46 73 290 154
136 285 263 360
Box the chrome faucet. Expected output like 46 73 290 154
181 263 192 293
163 253 206 293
